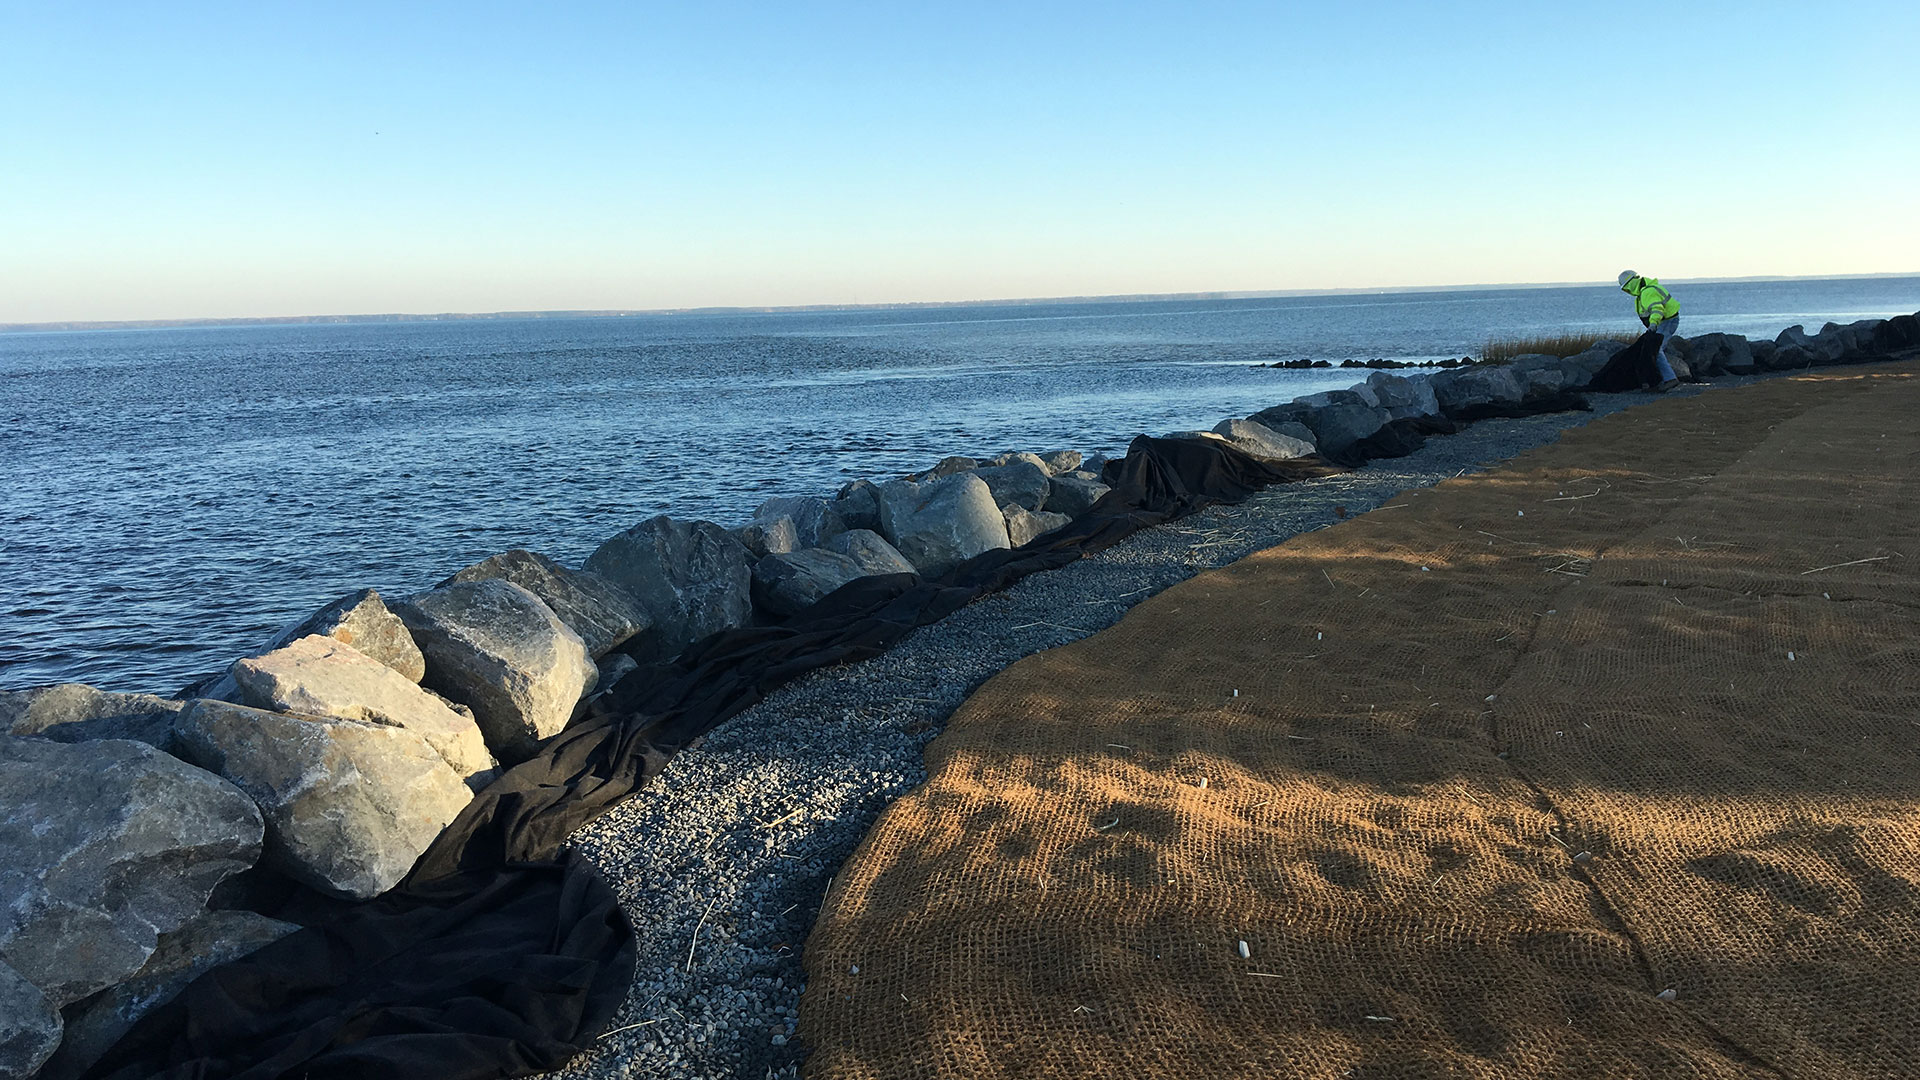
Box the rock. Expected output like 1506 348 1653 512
1681 332 1753 376
175 700 472 900
919 456 978 481
38 910 296 1080
982 451 1051 472
583 515 756 662
1774 325 1842 365
1870 313 1920 353
1211 418 1317 461
230 635 495 783
875 474 1010 578
1362 371 1440 419
751 549 870 618
263 589 426 683
393 580 596 762
1003 505 1073 547
1079 453 1111 477
1043 474 1112 517
1259 391 1389 457
1036 450 1082 475
749 496 846 549
734 516 799 558
442 549 652 659
1747 338 1780 370
823 529 917 576
0 959 60 1080
2 684 184 753
1504 354 1580 397
831 480 883 533
1428 365 1525 413
971 460 1051 512
0 736 262 1007
592 652 638 697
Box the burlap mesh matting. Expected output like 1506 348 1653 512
799 368 1920 1079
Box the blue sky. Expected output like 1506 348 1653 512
3 2 1916 322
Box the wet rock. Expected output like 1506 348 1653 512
2 684 184 753
0 959 60 1080
876 474 1010 577
0 736 262 1008
830 480 883 534
1043 474 1112 517
175 700 472 900
752 549 869 618
583 515 755 662
231 635 494 783
972 460 1051 512
1211 418 1317 461
394 580 596 761
442 549 652 659
1036 450 1082 475
822 529 916 576
1003 505 1073 547
39 910 296 1080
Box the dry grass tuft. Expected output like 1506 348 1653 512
1481 332 1630 364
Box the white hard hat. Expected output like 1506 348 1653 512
1617 270 1637 288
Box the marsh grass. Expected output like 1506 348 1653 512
1481 331 1631 364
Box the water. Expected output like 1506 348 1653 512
5 276 1917 693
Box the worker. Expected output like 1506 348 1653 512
1618 271 1681 391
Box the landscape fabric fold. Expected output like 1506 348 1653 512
87 434 1366 1080
799 367 1920 1079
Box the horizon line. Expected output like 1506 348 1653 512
7 270 1917 335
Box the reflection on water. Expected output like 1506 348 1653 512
3 277 1916 691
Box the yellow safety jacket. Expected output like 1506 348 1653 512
1623 275 1680 326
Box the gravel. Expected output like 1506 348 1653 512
557 381 1737 1080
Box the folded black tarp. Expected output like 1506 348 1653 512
88 397 1589 1080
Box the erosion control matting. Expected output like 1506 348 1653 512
801 367 1920 1079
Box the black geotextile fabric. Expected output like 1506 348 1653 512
85 435 1356 1080
1583 327 1668 392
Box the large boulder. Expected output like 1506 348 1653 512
263 588 426 683
583 515 755 661
1036 450 1082 475
748 496 846 549
442 549 651 659
876 474 1010 577
231 635 495 783
175 700 472 899
1504 354 1583 397
822 529 916 576
971 460 1052 512
1004 505 1073 547
1429 365 1525 413
1043 474 1112 517
1211 418 1316 461
0 959 61 1080
751 549 869 618
733 516 799 558
2 685 183 753
1362 371 1440 419
38 910 296 1080
0 736 262 1009
1680 332 1752 376
1261 390 1388 457
393 580 596 761
1776 324 1847 365
1870 313 1920 353
831 480 883 533
917 456 978 481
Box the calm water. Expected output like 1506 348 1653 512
5 277 1918 693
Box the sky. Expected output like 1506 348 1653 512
3 2 1917 323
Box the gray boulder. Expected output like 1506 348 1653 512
583 516 755 662
919 456 978 481
1036 450 1082 475
1362 371 1440 419
394 580 596 762
1079 453 1111 477
1429 365 1525 413
2 684 184 754
751 549 869 618
1504 354 1580 397
1775 325 1844 364
175 700 472 899
972 460 1052 512
983 451 1051 472
263 588 425 683
734 516 798 558
876 474 1010 577
831 480 883 533
442 549 652 659
1043 473 1112 517
1747 338 1780 370
231 635 495 783
591 653 638 698
1681 332 1752 376
822 529 916 576
748 496 846 549
0 736 262 1008
38 910 296 1080
0 959 61 1080
1259 390 1389 457
1211 418 1317 461
1004 505 1073 547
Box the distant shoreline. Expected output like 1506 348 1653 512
6 272 1917 335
